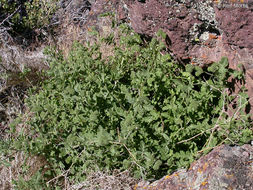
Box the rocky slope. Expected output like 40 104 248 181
0 0 252 189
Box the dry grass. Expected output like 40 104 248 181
70 170 139 190
0 106 48 190
56 19 85 58
0 151 47 190
0 27 49 72
43 167 140 190
55 9 121 60
0 25 49 190
0 23 48 125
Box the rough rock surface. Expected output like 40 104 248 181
135 144 253 190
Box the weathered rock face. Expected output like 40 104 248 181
214 6 253 111
123 0 219 62
136 144 253 190
127 0 200 60
122 0 253 65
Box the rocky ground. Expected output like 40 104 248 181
0 0 253 189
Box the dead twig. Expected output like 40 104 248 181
0 5 21 26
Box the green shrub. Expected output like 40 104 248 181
24 0 58 29
0 0 58 31
13 25 252 184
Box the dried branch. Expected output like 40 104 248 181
0 5 21 26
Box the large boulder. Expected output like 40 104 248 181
136 144 253 190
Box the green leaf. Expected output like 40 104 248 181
195 66 203 76
65 156 72 164
153 160 162 170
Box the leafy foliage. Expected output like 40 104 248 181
13 25 252 184
0 0 58 31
